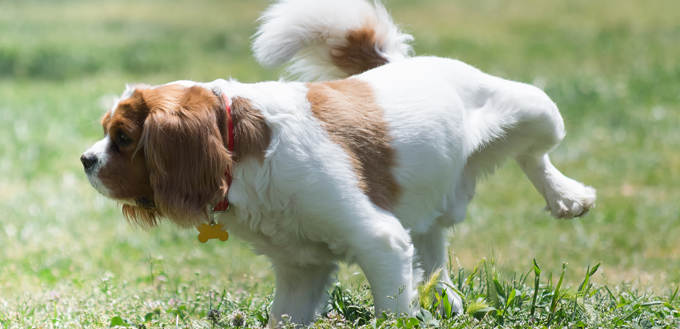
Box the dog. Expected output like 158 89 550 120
81 0 596 325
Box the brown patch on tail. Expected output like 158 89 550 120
330 23 389 76
306 79 401 210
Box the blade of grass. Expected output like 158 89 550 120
465 260 482 291
530 259 541 318
418 267 443 310
506 289 517 310
484 259 501 311
547 262 567 325
579 262 601 295
670 285 679 304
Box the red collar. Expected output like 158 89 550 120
212 93 234 212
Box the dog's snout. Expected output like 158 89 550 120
80 153 98 171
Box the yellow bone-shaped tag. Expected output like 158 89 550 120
197 223 229 243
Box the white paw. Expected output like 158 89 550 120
544 182 596 219
448 288 463 314
435 284 463 316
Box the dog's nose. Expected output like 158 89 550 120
80 154 98 170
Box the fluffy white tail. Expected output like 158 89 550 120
252 0 413 81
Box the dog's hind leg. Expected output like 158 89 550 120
508 85 596 218
508 87 596 219
466 80 596 219
412 227 463 315
269 262 337 326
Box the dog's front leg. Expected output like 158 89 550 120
269 261 337 327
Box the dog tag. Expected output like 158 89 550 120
197 223 229 243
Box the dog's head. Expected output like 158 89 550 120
81 82 233 228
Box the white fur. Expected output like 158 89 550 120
110 84 137 118
252 0 413 81
82 137 113 197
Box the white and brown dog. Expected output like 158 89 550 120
81 0 596 324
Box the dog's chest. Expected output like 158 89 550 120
220 209 347 265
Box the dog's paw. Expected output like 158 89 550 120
544 182 596 219
448 288 463 315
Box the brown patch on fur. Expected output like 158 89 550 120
231 97 272 163
141 85 232 228
330 23 389 77
306 79 400 209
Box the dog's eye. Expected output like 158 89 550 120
117 132 133 146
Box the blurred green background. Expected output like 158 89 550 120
0 0 678 318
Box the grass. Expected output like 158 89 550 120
0 0 679 327
0 258 678 328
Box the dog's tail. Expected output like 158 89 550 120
252 0 413 81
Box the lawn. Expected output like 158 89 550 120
0 0 679 327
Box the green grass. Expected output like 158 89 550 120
0 0 679 327
0 258 678 328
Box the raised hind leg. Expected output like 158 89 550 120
467 79 596 218
506 84 596 218
516 153 596 218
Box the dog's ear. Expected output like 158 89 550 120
141 85 232 227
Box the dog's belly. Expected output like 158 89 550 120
388 131 468 233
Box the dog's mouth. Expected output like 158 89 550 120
84 173 114 199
